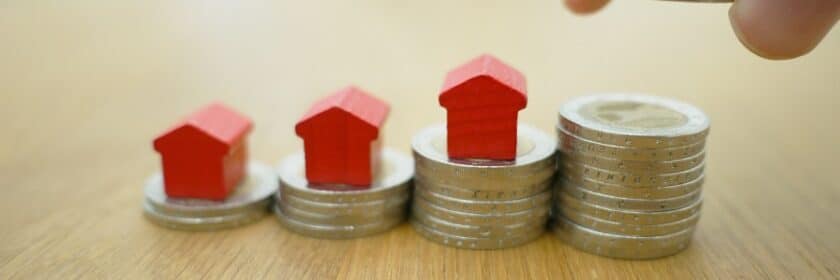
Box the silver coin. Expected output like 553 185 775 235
553 216 695 259
562 172 705 199
558 179 702 211
278 190 409 216
273 203 404 239
556 190 703 225
414 165 555 194
276 148 414 203
414 161 556 191
414 173 552 201
558 94 710 148
144 162 277 217
415 183 552 214
413 195 550 226
411 124 557 190
558 204 701 236
412 207 545 239
143 200 268 231
276 198 406 226
559 149 705 175
557 127 705 161
411 219 543 250
560 160 705 188
411 199 551 232
143 162 276 230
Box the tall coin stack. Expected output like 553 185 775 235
410 124 556 249
553 94 710 259
274 148 414 239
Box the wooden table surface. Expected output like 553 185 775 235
2 1 838 279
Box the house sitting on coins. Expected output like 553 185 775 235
439 54 528 161
153 103 253 200
295 86 390 188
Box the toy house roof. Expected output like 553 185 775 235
296 86 389 137
154 103 252 153
439 54 527 109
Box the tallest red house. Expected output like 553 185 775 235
439 54 527 161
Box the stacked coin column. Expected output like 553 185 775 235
410 125 556 249
409 54 557 249
274 149 413 238
273 87 414 239
553 94 710 259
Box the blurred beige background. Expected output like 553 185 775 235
1 1 838 279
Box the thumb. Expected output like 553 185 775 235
565 0 610 14
729 0 840 60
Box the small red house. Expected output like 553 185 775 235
153 103 253 200
439 54 527 161
295 86 389 188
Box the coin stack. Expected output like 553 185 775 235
143 162 277 231
273 148 414 239
553 94 710 259
410 124 556 249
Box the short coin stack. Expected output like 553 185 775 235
143 162 277 231
410 124 556 249
553 94 710 259
273 148 414 239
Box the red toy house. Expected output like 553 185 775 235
153 103 253 200
439 54 527 161
295 86 390 188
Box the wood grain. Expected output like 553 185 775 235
1 1 838 279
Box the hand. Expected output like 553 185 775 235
565 0 839 60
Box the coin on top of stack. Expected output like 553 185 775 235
273 86 413 239
553 93 710 259
411 124 556 249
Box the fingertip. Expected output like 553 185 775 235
565 0 610 15
729 0 838 60
728 6 790 60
